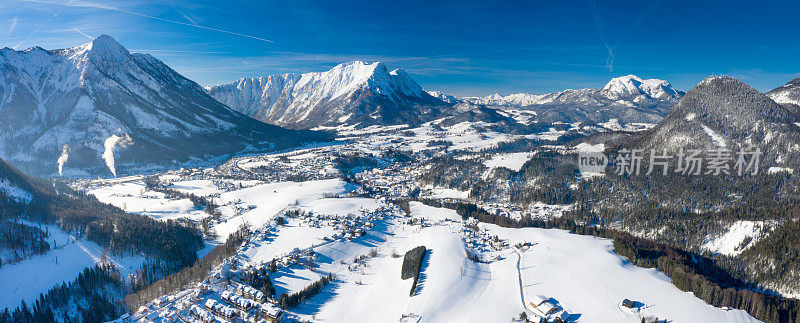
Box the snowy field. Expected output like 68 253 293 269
310 205 758 323
483 152 536 171
487 224 758 323
213 179 352 239
88 178 354 242
89 181 202 220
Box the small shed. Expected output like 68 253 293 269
529 295 550 307
622 298 636 308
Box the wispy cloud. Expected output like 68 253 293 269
12 11 56 49
6 17 18 37
130 49 228 54
158 51 480 87
23 0 274 43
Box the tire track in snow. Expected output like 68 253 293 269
516 248 539 318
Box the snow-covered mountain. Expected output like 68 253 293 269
630 75 800 166
207 61 453 129
426 90 460 104
462 75 684 126
463 92 548 107
0 35 322 176
766 76 800 117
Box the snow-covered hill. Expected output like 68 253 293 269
766 76 800 117
460 75 683 126
207 61 454 129
0 35 323 176
630 75 800 168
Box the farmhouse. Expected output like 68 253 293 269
262 305 284 323
529 295 562 316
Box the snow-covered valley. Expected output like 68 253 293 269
42 121 761 323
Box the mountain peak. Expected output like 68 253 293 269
601 74 679 99
79 34 130 62
208 60 435 129
696 74 736 87
91 34 126 51
602 74 645 95
331 61 387 78
666 75 793 131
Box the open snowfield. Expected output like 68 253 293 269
213 179 352 239
483 152 536 171
409 201 461 222
239 219 336 265
314 224 512 322
88 178 354 242
426 187 470 199
88 181 201 220
485 224 759 323
0 222 145 310
169 179 221 196
303 205 757 322
300 197 383 217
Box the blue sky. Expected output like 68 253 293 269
2 0 799 96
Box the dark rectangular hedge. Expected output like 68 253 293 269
401 246 426 280
402 246 427 296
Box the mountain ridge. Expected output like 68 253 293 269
626 75 800 169
450 75 684 126
208 61 448 129
0 35 324 176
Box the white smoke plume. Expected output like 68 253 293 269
57 144 70 176
102 133 133 177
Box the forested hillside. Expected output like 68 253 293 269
0 158 204 321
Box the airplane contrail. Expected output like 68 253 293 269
23 0 274 43
589 0 615 72
73 28 93 39
589 0 662 73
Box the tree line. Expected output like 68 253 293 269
0 220 50 267
123 226 249 311
0 264 125 323
276 274 334 309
